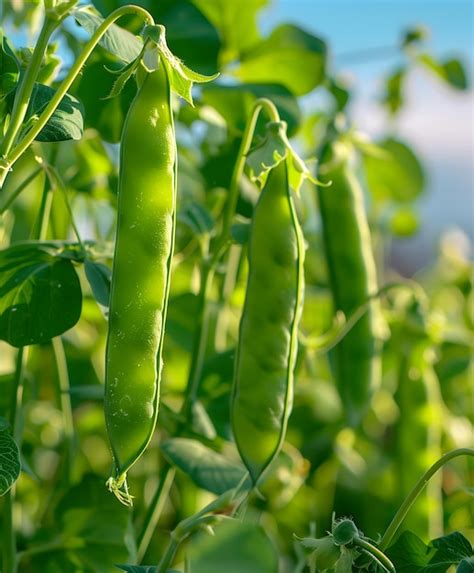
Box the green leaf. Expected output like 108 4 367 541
190 401 217 440
386 530 472 572
22 476 135 572
160 438 249 495
73 6 143 63
0 418 20 496
335 547 355 573
201 82 301 137
157 1 220 75
458 557 474 573
142 25 218 105
192 0 267 63
246 121 288 179
382 67 406 115
235 24 327 96
7 83 84 142
0 29 19 99
417 54 468 91
327 76 350 111
0 243 82 347
84 259 111 307
230 222 251 245
179 201 214 236
187 519 278 573
402 25 429 47
73 58 136 143
364 138 425 204
246 120 321 193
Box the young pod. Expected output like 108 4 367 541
104 63 176 498
231 159 305 484
318 140 382 425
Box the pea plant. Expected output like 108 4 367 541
0 1 473 572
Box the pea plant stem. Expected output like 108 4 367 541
0 4 154 188
136 467 176 564
181 98 281 416
2 347 25 573
380 447 474 550
1 148 60 573
0 17 57 160
51 337 75 482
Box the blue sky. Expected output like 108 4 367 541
263 0 473 270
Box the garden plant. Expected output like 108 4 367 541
0 1 473 572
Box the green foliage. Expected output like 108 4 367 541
0 2 472 572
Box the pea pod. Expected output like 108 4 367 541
105 63 176 501
318 139 382 425
394 336 443 538
231 159 305 484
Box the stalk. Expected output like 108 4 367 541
181 98 280 415
136 467 176 564
380 448 474 550
0 5 154 188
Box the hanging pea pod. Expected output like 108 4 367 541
104 27 218 504
317 136 383 425
231 158 305 484
393 316 443 539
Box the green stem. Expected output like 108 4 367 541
217 98 279 251
0 166 44 215
0 5 154 188
214 243 242 352
136 467 176 564
181 262 216 415
380 448 474 550
2 347 25 573
355 538 395 573
0 17 57 160
181 98 280 417
156 534 182 573
51 336 75 482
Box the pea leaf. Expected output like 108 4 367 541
160 438 250 495
0 418 20 496
382 67 406 115
157 1 220 75
417 53 468 91
235 24 327 96
0 29 19 99
179 202 214 236
192 0 267 63
187 519 278 573
364 138 425 204
22 476 135 572
7 83 84 142
72 6 143 64
386 531 473 573
0 243 82 347
84 259 111 307
230 222 251 245
73 58 137 143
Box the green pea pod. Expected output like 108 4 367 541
394 337 443 538
231 159 305 484
318 140 382 425
105 63 176 503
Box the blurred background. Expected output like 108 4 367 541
266 0 473 274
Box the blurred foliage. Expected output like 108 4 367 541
0 0 472 572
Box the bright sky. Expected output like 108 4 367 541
266 0 474 270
